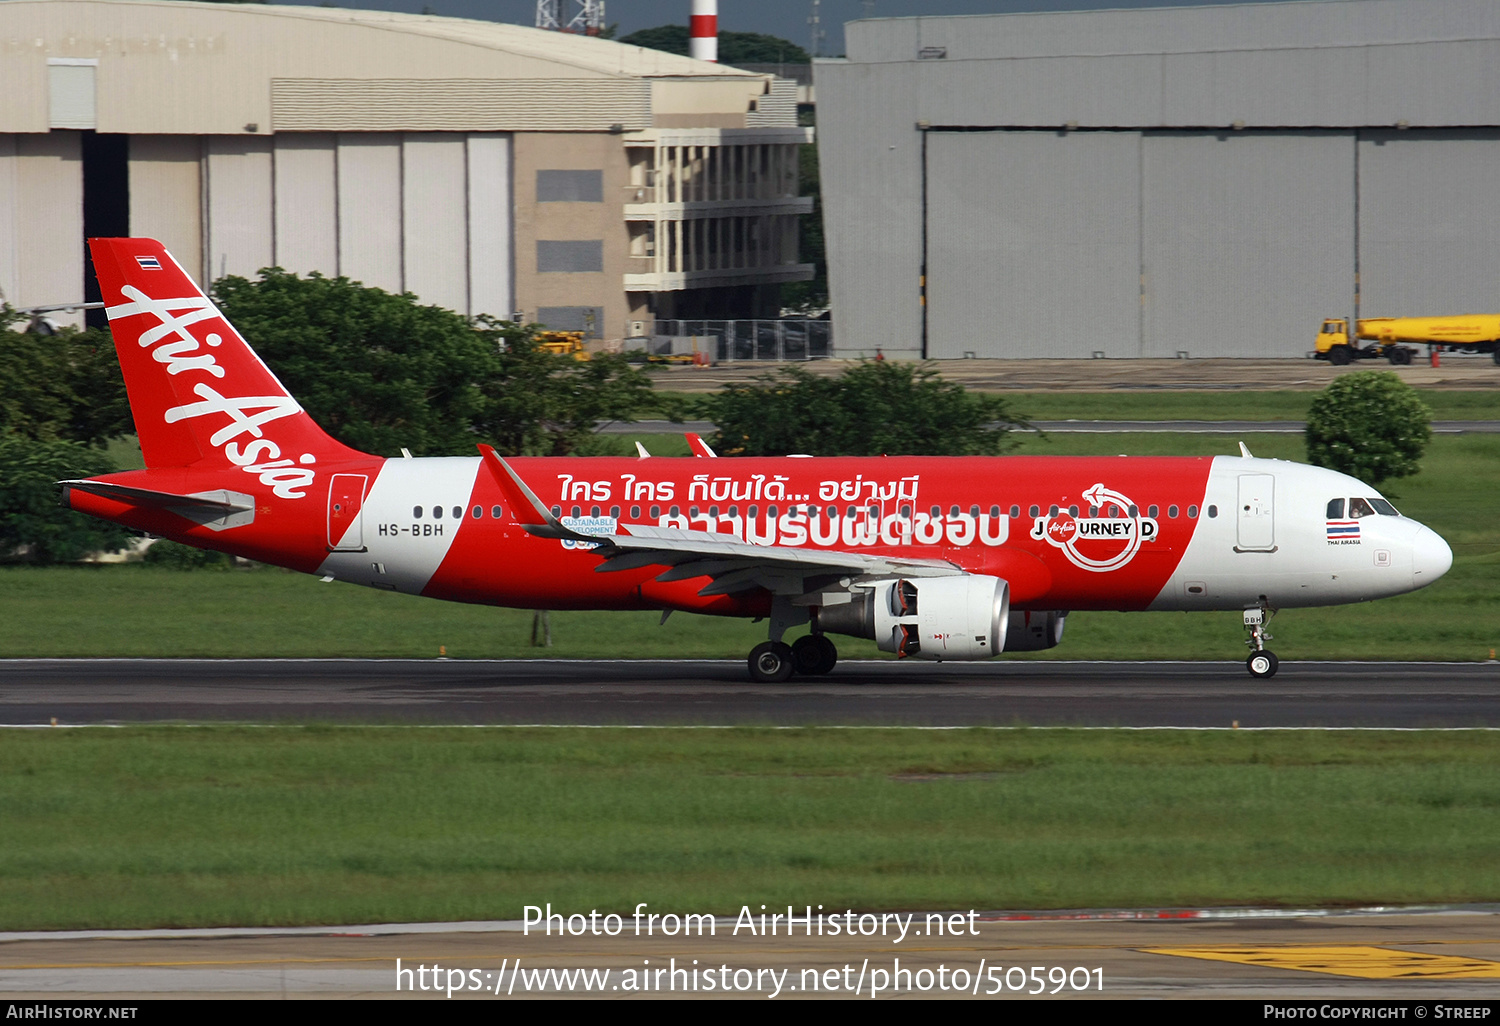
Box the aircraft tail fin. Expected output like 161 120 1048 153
88 238 362 475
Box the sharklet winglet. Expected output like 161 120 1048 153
476 445 601 545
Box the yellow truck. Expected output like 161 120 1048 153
1316 315 1500 366
536 330 591 361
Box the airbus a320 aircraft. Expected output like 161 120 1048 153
65 238 1453 680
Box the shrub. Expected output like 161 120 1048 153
1305 371 1432 487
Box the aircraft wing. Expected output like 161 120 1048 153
478 446 961 596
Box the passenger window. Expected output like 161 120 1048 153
989 505 1000 518
650 505 661 518
630 505 641 519
551 505 561 517
1030 505 1040 518
1148 505 1159 518
471 505 481 519
1348 497 1376 519
1326 498 1345 519
571 506 581 518
413 505 423 519
1188 505 1199 518
1010 505 1020 519
610 506 620 518
1168 505 1179 518
1370 498 1400 516
1207 505 1218 518
452 506 462 520
1068 505 1079 516
433 506 443 519
491 505 503 519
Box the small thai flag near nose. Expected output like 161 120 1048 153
1327 520 1359 540
135 255 162 270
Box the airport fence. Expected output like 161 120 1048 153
647 319 833 362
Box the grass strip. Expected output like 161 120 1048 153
2 726 1498 930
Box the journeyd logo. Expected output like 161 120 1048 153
1029 483 1158 572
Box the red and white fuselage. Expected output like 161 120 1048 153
66 239 1452 677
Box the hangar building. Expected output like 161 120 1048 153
0 0 813 333
816 0 1500 359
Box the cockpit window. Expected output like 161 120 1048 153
1348 497 1376 519
1370 498 1400 516
1326 498 1345 519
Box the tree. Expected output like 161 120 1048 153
0 313 131 447
704 360 1027 457
0 436 136 563
471 316 656 457
619 25 811 65
1305 371 1432 487
211 269 655 457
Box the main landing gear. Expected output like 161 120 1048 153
1243 602 1278 678
747 635 839 683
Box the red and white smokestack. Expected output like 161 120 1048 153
690 0 718 62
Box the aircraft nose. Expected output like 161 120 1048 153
1412 526 1453 589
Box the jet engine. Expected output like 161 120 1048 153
1003 610 1067 652
815 575 1009 660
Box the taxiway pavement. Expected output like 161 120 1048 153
3 910 1499 999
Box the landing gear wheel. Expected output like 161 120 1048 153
1246 650 1279 679
791 635 838 675
1328 346 1352 366
749 641 795 683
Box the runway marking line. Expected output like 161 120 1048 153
1144 945 1500 979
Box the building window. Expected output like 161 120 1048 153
536 169 603 202
537 240 603 273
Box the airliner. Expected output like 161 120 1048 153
63 238 1453 680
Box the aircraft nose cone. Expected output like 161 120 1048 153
1412 526 1453 588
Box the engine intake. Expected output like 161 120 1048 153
815 575 1010 660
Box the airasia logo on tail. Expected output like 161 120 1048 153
106 283 316 499
1029 483 1158 572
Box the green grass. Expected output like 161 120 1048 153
9 433 1493 661
3 727 1499 929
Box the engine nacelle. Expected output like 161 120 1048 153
1004 610 1067 652
815 575 1009 660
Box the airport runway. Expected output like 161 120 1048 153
2 658 1497 727
3 910 1499 998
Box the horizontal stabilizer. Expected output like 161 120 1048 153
61 480 255 531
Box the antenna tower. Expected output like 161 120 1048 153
808 0 826 58
535 1 606 34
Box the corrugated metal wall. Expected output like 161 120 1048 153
336 134 404 294
204 136 274 282
273 133 338 276
0 132 84 327
1141 132 1354 358
191 130 512 315
1358 129 1500 316
401 134 470 314
926 131 1141 359
466 133 514 320
129 135 202 284
821 2 1500 358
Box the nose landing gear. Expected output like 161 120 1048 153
1243 603 1278 678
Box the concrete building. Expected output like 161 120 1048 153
0 0 813 333
816 0 1500 359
